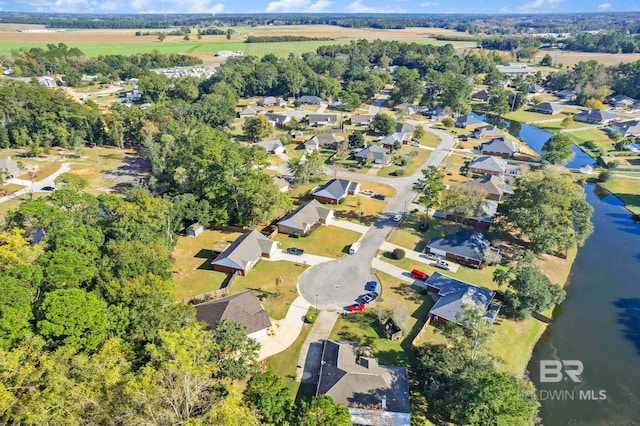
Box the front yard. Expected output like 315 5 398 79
388 214 461 253
377 145 431 177
274 225 361 258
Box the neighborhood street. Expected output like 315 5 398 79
0 163 71 205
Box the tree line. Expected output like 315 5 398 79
245 35 333 43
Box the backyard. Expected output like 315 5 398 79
599 177 640 214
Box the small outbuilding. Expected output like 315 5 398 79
186 222 205 237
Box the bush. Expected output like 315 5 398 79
599 171 612 182
393 248 406 260
305 308 319 323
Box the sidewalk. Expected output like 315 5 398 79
257 295 311 360
267 250 334 266
371 257 414 283
296 310 340 383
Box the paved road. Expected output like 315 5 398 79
368 93 389 115
298 127 455 310
0 163 71 204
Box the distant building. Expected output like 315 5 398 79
37 76 57 88
393 103 418 115
215 50 244 58
473 125 505 140
308 114 338 127
529 102 562 115
556 89 577 101
0 158 19 181
379 132 408 149
304 134 344 151
471 89 490 102
296 95 323 105
462 175 513 201
455 114 484 129
350 114 373 126
573 109 619 125
252 139 285 155
607 120 640 137
272 176 290 193
238 105 264 118
426 229 496 268
496 62 537 78
257 96 287 107
265 113 291 128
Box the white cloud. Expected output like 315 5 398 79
52 0 97 13
267 0 331 13
516 0 561 12
597 2 612 10
346 0 405 13
94 0 224 13
420 1 438 6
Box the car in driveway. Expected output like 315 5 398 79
286 247 304 255
365 281 378 292
347 303 366 311
421 252 439 261
410 269 429 281
373 194 386 200
434 259 451 270
348 242 361 255
410 140 421 147
366 291 379 300
40 186 55 191
361 189 374 196
361 294 374 304
393 214 403 222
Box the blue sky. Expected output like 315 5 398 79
0 0 637 14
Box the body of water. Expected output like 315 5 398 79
528 184 640 425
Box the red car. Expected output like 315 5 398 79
410 269 429 281
348 303 366 311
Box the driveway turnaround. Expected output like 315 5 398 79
257 295 310 360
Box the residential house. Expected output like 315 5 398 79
529 102 562 115
433 200 498 231
37 76 57 88
556 89 577 101
308 114 338 127
496 62 537 78
527 84 545 94
195 290 272 339
211 230 277 276
185 222 204 237
473 125 505 139
426 229 496 268
277 199 333 236
252 139 285 155
455 114 484 129
471 89 490 102
607 120 640 138
272 176 290 193
304 134 344 151
312 179 360 204
265 113 291 128
395 123 415 138
257 96 287 107
480 137 519 158
238 105 263 118
0 158 19 181
393 103 418 115
354 145 392 165
607 94 637 109
424 272 500 326
462 175 513 201
380 131 412 149
296 95 323 105
316 340 411 426
468 155 520 178
573 109 619 125
350 114 374 126
422 106 452 121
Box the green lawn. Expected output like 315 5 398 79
232 260 309 320
503 110 565 123
535 120 590 131
0 40 246 57
245 40 348 57
417 130 442 148
599 178 640 214
266 315 314 398
377 145 431 178
564 128 615 153
274 225 361 258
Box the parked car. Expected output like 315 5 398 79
41 186 55 191
434 259 450 270
393 214 403 222
348 303 366 311
365 281 378 292
361 294 373 304
410 269 429 281
366 291 379 300
286 247 304 256
361 189 374 196
349 242 361 255
373 194 386 200
421 252 439 261
410 141 421 147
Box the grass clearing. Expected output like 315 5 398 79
417 130 442 148
266 316 314 398
171 229 241 300
388 214 460 252
599 178 640 214
377 146 431 178
504 110 565 123
0 183 24 195
232 260 309 320
17 163 61 181
274 225 361 258
331 195 386 226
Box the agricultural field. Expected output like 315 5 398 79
533 49 640 67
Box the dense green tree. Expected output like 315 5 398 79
294 395 352 426
244 370 292 425
53 172 89 191
0 275 35 350
243 115 274 141
338 91 361 111
37 288 108 351
413 166 445 227
391 66 423 104
494 251 566 319
288 150 325 184
501 169 594 254
190 82 237 128
542 133 573 164
370 113 396 135
139 72 170 103
348 130 365 149
440 184 488 228
488 86 510 115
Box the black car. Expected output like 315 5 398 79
373 194 386 200
286 247 304 256
367 291 379 300
40 186 55 191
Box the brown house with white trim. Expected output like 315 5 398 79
211 231 277 276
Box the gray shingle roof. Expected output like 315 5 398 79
354 145 391 164
297 95 323 104
239 105 263 115
265 113 290 125
395 123 415 133
530 102 562 114
0 158 19 175
608 120 640 137
195 290 272 335
252 139 283 152
307 133 344 147
463 175 506 198
379 132 406 146
455 114 483 127
211 230 276 270
426 272 496 325
573 109 619 123
308 114 338 124
427 229 491 262
313 179 352 201
474 125 505 139
350 114 373 124
277 199 332 233
480 137 518 155
469 155 508 174
317 340 410 414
